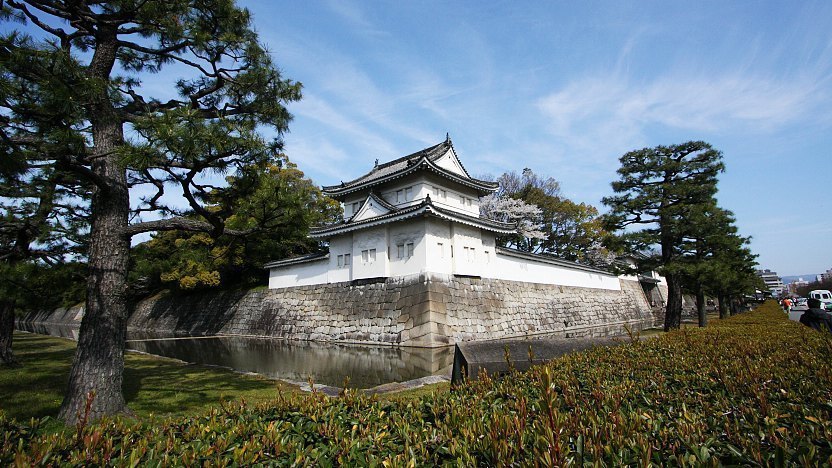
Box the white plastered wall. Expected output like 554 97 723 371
422 172 480 216
387 219 427 277
268 260 330 289
425 218 453 274
352 227 388 279
327 235 353 283
449 223 484 276
488 252 621 290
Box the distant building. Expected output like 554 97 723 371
757 269 785 296
789 278 809 294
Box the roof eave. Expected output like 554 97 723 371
310 201 515 238
264 252 329 269
495 247 614 275
322 157 498 199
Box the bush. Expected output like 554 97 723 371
3 301 831 465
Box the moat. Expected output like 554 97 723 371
17 322 453 388
18 321 644 389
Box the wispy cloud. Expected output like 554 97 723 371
536 70 829 161
322 0 387 37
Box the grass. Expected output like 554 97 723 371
0 332 447 426
0 333 296 423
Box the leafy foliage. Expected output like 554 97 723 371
602 141 725 329
0 262 86 313
481 169 611 264
129 159 340 291
3 302 831 465
1 0 304 420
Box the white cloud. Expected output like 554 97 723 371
292 94 398 156
536 70 830 160
322 0 387 37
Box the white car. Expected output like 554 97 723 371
809 290 832 311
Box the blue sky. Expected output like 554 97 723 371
3 1 830 277
243 0 831 277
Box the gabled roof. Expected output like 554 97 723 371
310 195 516 239
347 192 398 223
321 136 499 199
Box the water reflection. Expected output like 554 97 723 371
17 322 453 388
128 337 453 388
20 322 82 340
17 321 647 388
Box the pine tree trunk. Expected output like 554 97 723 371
58 32 131 424
729 296 739 316
663 274 683 331
718 294 729 319
696 287 707 328
0 302 17 366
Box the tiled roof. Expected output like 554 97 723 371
310 195 516 239
495 248 613 275
263 251 329 269
321 137 499 198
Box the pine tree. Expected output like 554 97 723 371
1 0 301 422
0 62 90 365
677 201 750 327
129 158 340 291
602 141 724 331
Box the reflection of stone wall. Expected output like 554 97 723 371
23 274 655 348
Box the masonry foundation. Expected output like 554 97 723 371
23 274 657 348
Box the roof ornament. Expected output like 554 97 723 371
445 132 450 143
425 193 432 205
374 158 379 167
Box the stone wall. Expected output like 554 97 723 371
23 274 657 348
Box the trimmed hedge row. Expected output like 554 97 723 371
3 301 831 466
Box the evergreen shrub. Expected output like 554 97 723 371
2 301 831 465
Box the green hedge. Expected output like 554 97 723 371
3 301 831 466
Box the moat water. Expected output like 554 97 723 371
18 321 644 388
17 322 453 388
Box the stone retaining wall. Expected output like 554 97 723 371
23 274 657 348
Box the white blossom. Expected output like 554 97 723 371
479 194 547 240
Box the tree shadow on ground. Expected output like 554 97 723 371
2 332 292 423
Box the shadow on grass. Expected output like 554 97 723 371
2 332 290 423
122 356 281 417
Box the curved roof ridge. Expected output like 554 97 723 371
323 139 449 191
321 137 499 198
